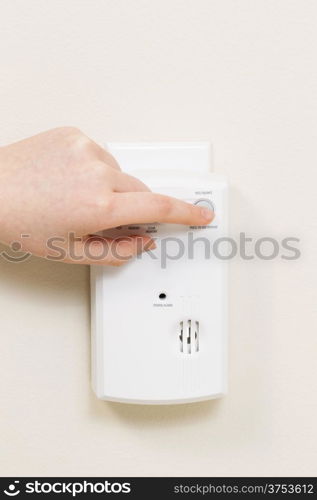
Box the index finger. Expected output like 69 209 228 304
96 191 215 228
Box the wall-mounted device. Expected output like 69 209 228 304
91 143 228 404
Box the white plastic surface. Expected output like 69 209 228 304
91 143 228 404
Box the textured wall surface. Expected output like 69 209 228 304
0 0 316 476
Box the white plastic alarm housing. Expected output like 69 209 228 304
91 143 228 404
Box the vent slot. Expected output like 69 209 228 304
179 321 183 353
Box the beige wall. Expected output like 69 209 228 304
0 0 316 476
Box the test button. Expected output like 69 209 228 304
194 198 215 211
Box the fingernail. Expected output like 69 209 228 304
200 207 214 221
146 240 157 250
136 239 157 254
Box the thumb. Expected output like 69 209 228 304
62 234 156 266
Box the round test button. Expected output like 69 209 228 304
194 198 215 211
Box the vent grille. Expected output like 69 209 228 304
179 320 199 354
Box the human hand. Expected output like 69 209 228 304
0 127 214 265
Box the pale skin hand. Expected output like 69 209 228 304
0 127 214 265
